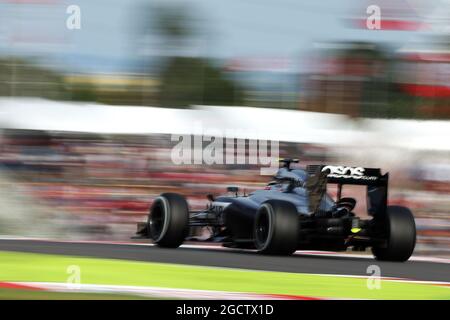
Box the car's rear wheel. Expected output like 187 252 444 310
148 193 189 248
372 206 416 262
254 200 299 255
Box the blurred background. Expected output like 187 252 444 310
0 0 448 257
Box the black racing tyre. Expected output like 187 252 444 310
372 206 416 262
254 200 299 255
148 193 189 248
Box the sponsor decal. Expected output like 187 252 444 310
210 201 231 215
322 165 378 181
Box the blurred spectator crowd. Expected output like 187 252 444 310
0 129 448 257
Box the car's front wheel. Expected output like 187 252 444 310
254 200 299 255
148 193 189 248
372 206 416 262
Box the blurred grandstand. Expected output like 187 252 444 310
0 0 448 257
0 100 448 257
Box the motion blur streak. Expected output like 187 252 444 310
0 0 448 261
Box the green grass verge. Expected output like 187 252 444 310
0 288 154 300
0 250 448 300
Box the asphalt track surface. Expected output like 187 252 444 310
0 239 449 282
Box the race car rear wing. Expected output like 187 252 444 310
306 164 388 217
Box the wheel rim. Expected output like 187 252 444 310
255 206 272 250
149 201 166 241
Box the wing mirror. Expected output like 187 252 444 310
226 186 239 196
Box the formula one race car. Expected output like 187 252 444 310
136 159 416 262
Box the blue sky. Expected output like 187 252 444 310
0 0 441 73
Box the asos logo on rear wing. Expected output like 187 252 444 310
322 165 365 177
319 165 381 182
321 165 379 181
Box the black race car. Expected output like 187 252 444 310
136 159 416 262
